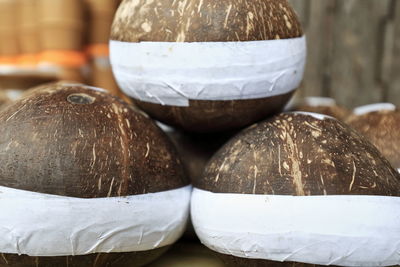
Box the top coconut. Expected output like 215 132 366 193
110 0 306 132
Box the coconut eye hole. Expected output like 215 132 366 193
67 94 95 105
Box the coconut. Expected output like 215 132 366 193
110 0 306 132
294 97 349 121
0 83 189 267
346 103 400 171
191 112 400 266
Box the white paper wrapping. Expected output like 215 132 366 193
353 103 396 115
0 185 192 256
110 36 306 107
191 188 400 267
290 111 331 120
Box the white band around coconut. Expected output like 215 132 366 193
3 90 23 101
191 188 400 267
0 185 192 256
304 96 336 107
353 103 396 116
110 36 306 107
290 111 332 120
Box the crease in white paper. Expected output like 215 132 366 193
110 36 306 106
0 185 192 256
191 188 400 267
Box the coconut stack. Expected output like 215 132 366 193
294 97 350 121
0 83 190 267
110 0 306 132
346 103 400 172
191 112 400 266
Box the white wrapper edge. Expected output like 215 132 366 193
353 103 396 116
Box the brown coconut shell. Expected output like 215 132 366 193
294 97 350 121
346 106 400 171
0 83 188 267
195 112 400 266
110 0 303 132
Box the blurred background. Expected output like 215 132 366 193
289 0 400 107
0 0 399 107
0 0 124 101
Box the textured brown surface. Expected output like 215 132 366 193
218 255 321 267
218 254 400 267
111 0 302 132
149 242 224 267
196 112 400 195
0 247 168 267
0 83 187 198
135 92 294 133
346 109 400 170
0 83 188 266
111 0 302 42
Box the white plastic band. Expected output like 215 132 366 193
353 103 396 116
191 188 400 267
156 121 175 133
110 36 306 106
289 111 331 120
0 65 20 74
0 185 192 256
3 90 23 101
304 97 336 107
